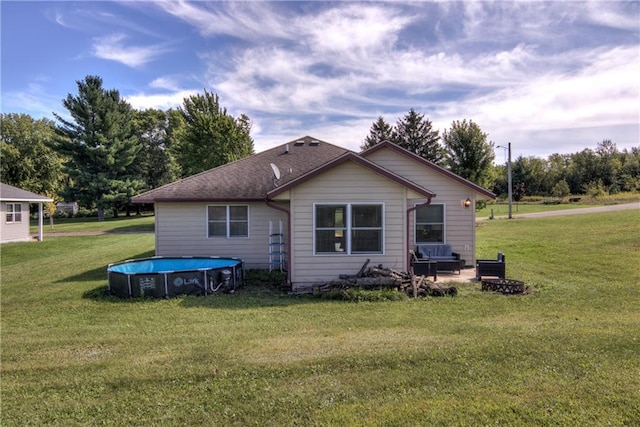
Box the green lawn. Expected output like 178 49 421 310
2 211 639 426
30 214 155 234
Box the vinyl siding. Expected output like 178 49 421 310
0 202 30 243
155 201 287 269
366 148 477 265
289 161 407 291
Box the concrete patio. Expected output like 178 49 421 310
433 267 479 284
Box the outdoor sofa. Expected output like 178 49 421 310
414 244 465 275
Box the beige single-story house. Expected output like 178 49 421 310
0 182 53 243
132 136 495 292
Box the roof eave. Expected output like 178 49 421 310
0 197 53 203
131 197 267 204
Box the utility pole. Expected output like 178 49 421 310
497 142 513 219
507 142 512 219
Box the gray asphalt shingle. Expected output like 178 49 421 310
132 136 349 202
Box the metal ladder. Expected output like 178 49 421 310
268 220 285 272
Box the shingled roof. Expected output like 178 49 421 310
132 136 350 203
0 183 53 202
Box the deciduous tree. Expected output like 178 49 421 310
0 113 63 194
133 108 180 190
442 119 495 190
172 90 254 177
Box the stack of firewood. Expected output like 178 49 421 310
309 259 457 297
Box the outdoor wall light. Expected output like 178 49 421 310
463 197 472 208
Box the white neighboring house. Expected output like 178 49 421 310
56 202 79 216
132 136 496 293
0 183 53 243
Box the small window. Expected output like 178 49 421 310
6 203 22 223
315 205 346 253
315 203 383 254
415 204 444 243
351 205 383 253
207 205 249 238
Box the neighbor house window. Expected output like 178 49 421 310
415 204 444 243
207 205 248 238
6 203 22 223
315 203 383 254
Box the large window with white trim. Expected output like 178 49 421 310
6 203 22 223
415 204 444 243
315 203 383 254
207 205 249 238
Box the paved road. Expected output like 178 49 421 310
479 202 639 221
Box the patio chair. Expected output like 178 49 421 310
476 252 506 280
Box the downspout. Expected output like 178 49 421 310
406 197 433 272
265 198 292 287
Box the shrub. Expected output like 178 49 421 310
245 269 288 290
318 288 408 302
74 208 98 218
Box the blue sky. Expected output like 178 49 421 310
2 1 639 159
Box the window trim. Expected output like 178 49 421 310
206 204 249 238
414 203 445 244
313 202 385 255
6 203 23 224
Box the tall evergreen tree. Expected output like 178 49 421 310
392 109 442 163
442 119 495 190
361 116 394 150
0 113 63 194
172 90 254 177
53 75 142 220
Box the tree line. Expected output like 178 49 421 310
1 76 254 220
2 75 638 220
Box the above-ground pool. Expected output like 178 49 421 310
107 256 244 298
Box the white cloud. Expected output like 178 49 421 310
453 45 640 132
125 90 199 111
92 33 170 68
149 77 182 91
154 1 292 41
300 4 412 55
585 1 640 31
1 80 62 119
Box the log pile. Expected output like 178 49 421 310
309 259 457 297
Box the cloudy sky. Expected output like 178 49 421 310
2 1 638 159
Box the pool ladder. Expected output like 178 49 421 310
269 220 285 272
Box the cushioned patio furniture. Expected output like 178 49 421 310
415 244 465 275
476 252 506 280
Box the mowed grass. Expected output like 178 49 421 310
2 210 639 426
30 214 155 234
